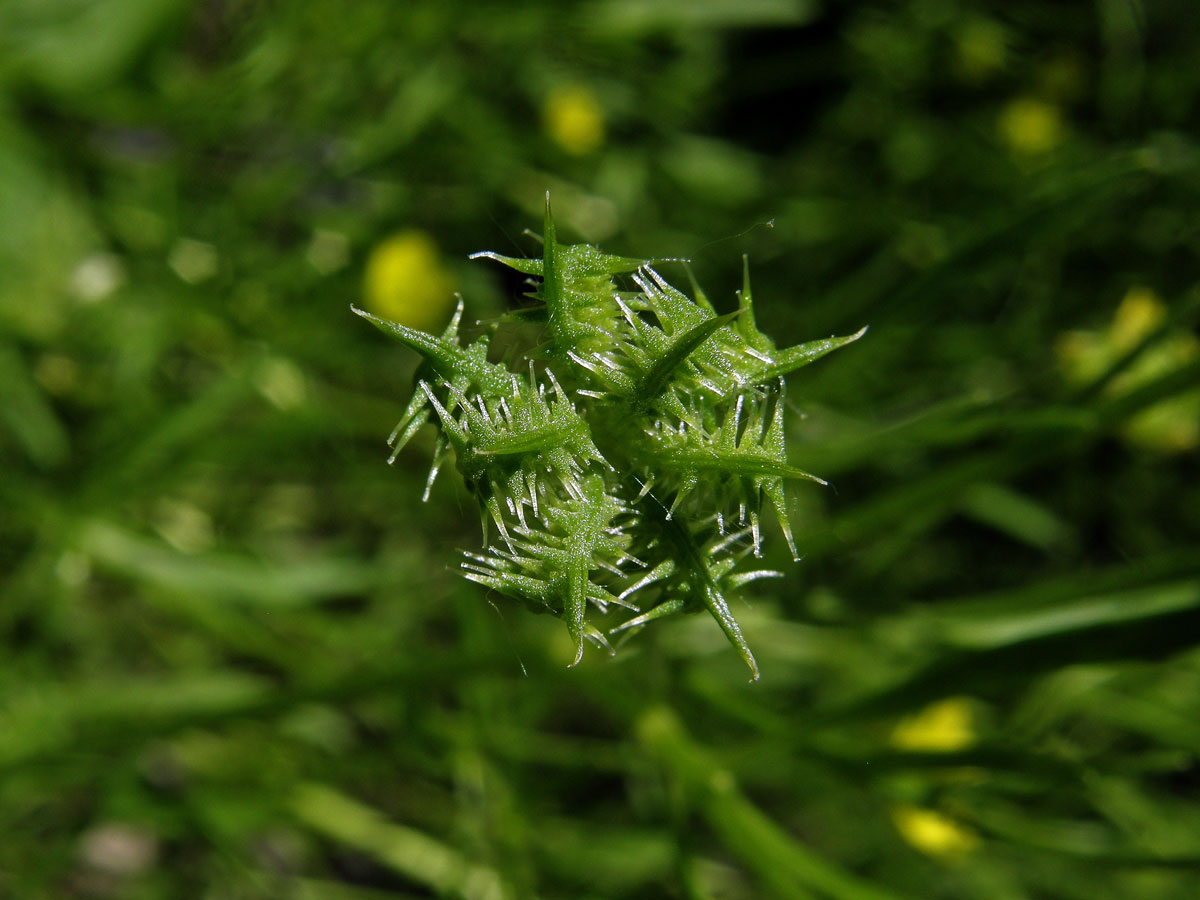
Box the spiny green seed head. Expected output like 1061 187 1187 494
359 194 865 680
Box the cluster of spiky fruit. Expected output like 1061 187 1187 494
355 196 864 680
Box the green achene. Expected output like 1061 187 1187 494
355 195 865 680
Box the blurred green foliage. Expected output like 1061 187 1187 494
1 1 1199 898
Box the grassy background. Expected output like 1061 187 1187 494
2 1 1200 897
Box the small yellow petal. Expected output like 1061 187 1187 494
1110 286 1166 350
891 697 976 752
892 696 974 753
363 230 456 333
892 805 979 857
544 85 606 157
998 98 1063 156
954 20 1007 83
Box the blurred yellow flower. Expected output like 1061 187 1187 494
1056 286 1200 453
954 19 1007 83
891 697 977 752
1110 286 1166 350
998 98 1063 156
544 85 606 156
892 805 980 858
363 230 456 333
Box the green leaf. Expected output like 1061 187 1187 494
468 251 543 275
642 446 826 484
661 515 760 682
635 309 742 403
746 326 868 383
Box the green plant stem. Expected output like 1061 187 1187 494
636 707 918 900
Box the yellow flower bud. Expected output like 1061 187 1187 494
891 697 977 752
999 98 1063 156
892 805 980 858
363 230 456 333
544 85 606 156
